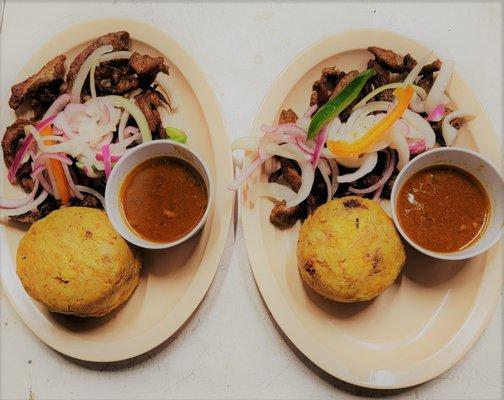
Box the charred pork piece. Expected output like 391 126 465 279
419 59 442 76
15 162 35 193
2 118 33 168
9 55 66 112
71 193 102 208
280 158 302 192
67 31 130 88
279 108 298 124
310 67 347 108
129 52 169 87
134 89 168 139
269 200 304 230
367 46 417 74
93 59 140 95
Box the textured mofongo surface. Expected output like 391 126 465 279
17 207 141 317
1 1 502 399
297 197 405 302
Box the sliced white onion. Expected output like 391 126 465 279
99 51 133 63
404 50 434 85
442 109 474 146
1 190 48 217
353 83 427 110
409 92 425 113
326 117 342 141
62 164 83 200
42 94 71 121
0 181 40 209
75 185 105 208
286 156 314 207
106 95 152 142
71 45 113 103
403 109 436 149
337 152 378 183
231 136 261 151
327 158 339 197
118 110 130 142
389 129 410 170
424 60 455 113
250 182 297 204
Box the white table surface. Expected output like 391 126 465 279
0 1 502 399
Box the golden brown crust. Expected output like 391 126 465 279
297 196 405 302
9 55 66 110
16 207 141 317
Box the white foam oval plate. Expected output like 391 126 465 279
0 18 233 362
240 29 502 389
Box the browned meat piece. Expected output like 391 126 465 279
2 118 33 168
367 46 404 72
9 55 66 110
269 200 303 230
367 47 417 74
268 167 282 183
93 59 140 95
382 171 398 199
279 109 298 124
134 90 167 139
351 174 381 191
403 54 417 72
280 158 301 192
71 193 102 208
420 59 442 76
367 59 390 88
16 162 35 193
417 73 435 93
10 197 59 224
310 67 346 108
67 31 130 88
129 52 169 77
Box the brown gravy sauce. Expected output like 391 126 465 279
121 156 207 243
397 165 489 253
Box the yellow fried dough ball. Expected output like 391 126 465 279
17 207 141 317
297 196 405 302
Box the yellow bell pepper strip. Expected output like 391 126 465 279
40 126 71 204
328 85 414 158
307 68 376 140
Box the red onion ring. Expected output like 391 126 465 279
349 149 396 195
7 134 35 184
61 163 83 200
30 167 54 195
33 152 72 170
102 144 112 179
311 126 328 167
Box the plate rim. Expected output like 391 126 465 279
0 17 234 362
240 28 503 389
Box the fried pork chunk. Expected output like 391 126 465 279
9 55 66 112
66 31 130 88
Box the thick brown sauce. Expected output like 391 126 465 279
397 165 489 253
121 156 207 243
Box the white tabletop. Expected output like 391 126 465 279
1 1 502 399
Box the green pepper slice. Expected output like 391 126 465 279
307 68 376 140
